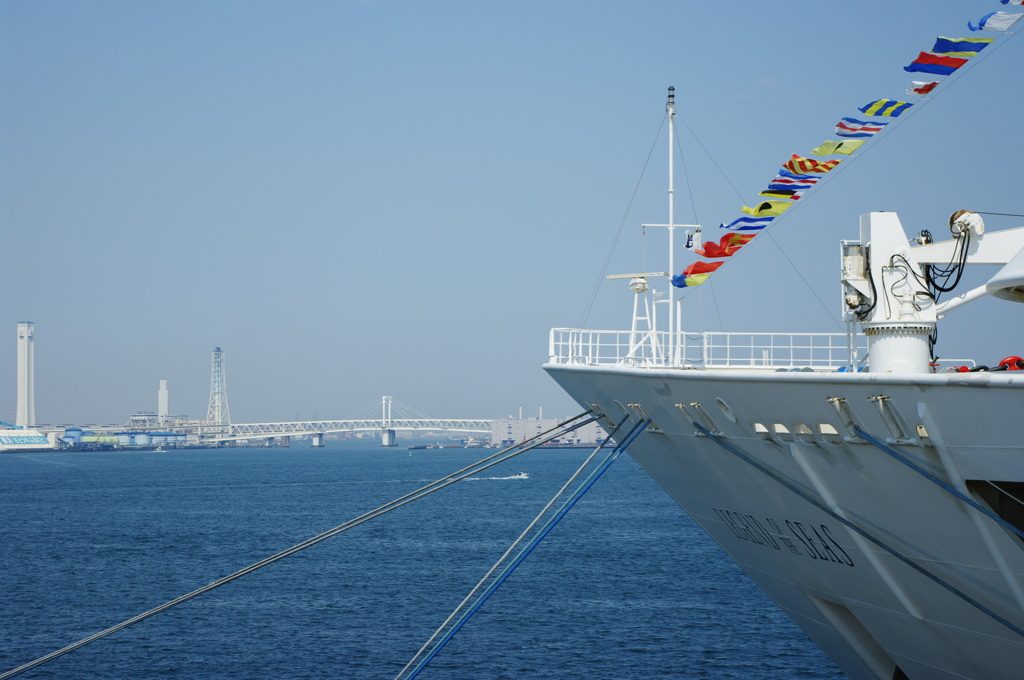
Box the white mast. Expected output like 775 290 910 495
618 88 700 366
666 87 677 364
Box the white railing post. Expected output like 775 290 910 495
547 328 864 370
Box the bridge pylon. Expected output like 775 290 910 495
381 395 397 447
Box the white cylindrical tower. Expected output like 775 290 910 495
16 322 35 428
158 380 169 426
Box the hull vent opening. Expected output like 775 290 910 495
966 480 1024 540
809 595 904 680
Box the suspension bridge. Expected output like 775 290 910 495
196 396 493 447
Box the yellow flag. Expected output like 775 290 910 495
811 140 866 156
741 201 792 217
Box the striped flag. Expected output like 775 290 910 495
858 99 913 117
719 216 773 232
904 51 968 76
932 36 994 56
768 177 817 190
671 261 723 288
1000 0 1024 5
777 167 820 181
907 80 939 95
836 117 887 138
783 154 841 175
695 233 756 259
811 140 865 156
969 11 1023 31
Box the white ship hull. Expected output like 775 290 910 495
546 363 1024 680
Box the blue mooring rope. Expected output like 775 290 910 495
692 421 1024 640
400 418 650 680
852 426 1024 542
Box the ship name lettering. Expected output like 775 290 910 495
777 536 802 555
713 508 779 550
819 524 854 566
712 507 853 567
786 520 854 567
764 517 801 554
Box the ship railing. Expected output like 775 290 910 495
933 359 978 371
548 328 868 371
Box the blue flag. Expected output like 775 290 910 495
776 167 818 181
859 99 913 117
932 36 993 56
719 216 774 232
768 179 816 191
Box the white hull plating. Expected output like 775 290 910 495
545 363 1024 680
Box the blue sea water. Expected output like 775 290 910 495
1 442 845 679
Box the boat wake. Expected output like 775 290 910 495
464 472 529 481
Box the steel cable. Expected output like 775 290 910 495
0 411 599 680
396 417 650 680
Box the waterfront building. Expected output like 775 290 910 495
490 414 606 446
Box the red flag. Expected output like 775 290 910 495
672 260 724 288
696 233 755 258
683 261 723 276
904 51 967 76
907 80 939 95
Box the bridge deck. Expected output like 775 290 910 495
203 418 492 441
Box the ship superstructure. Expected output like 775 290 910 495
544 83 1024 678
546 208 1024 680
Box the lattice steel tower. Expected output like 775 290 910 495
206 346 231 425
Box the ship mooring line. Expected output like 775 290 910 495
396 413 630 678
396 417 650 680
0 411 598 680
853 426 1024 542
693 422 1024 640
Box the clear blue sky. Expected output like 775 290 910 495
3 0 1023 425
